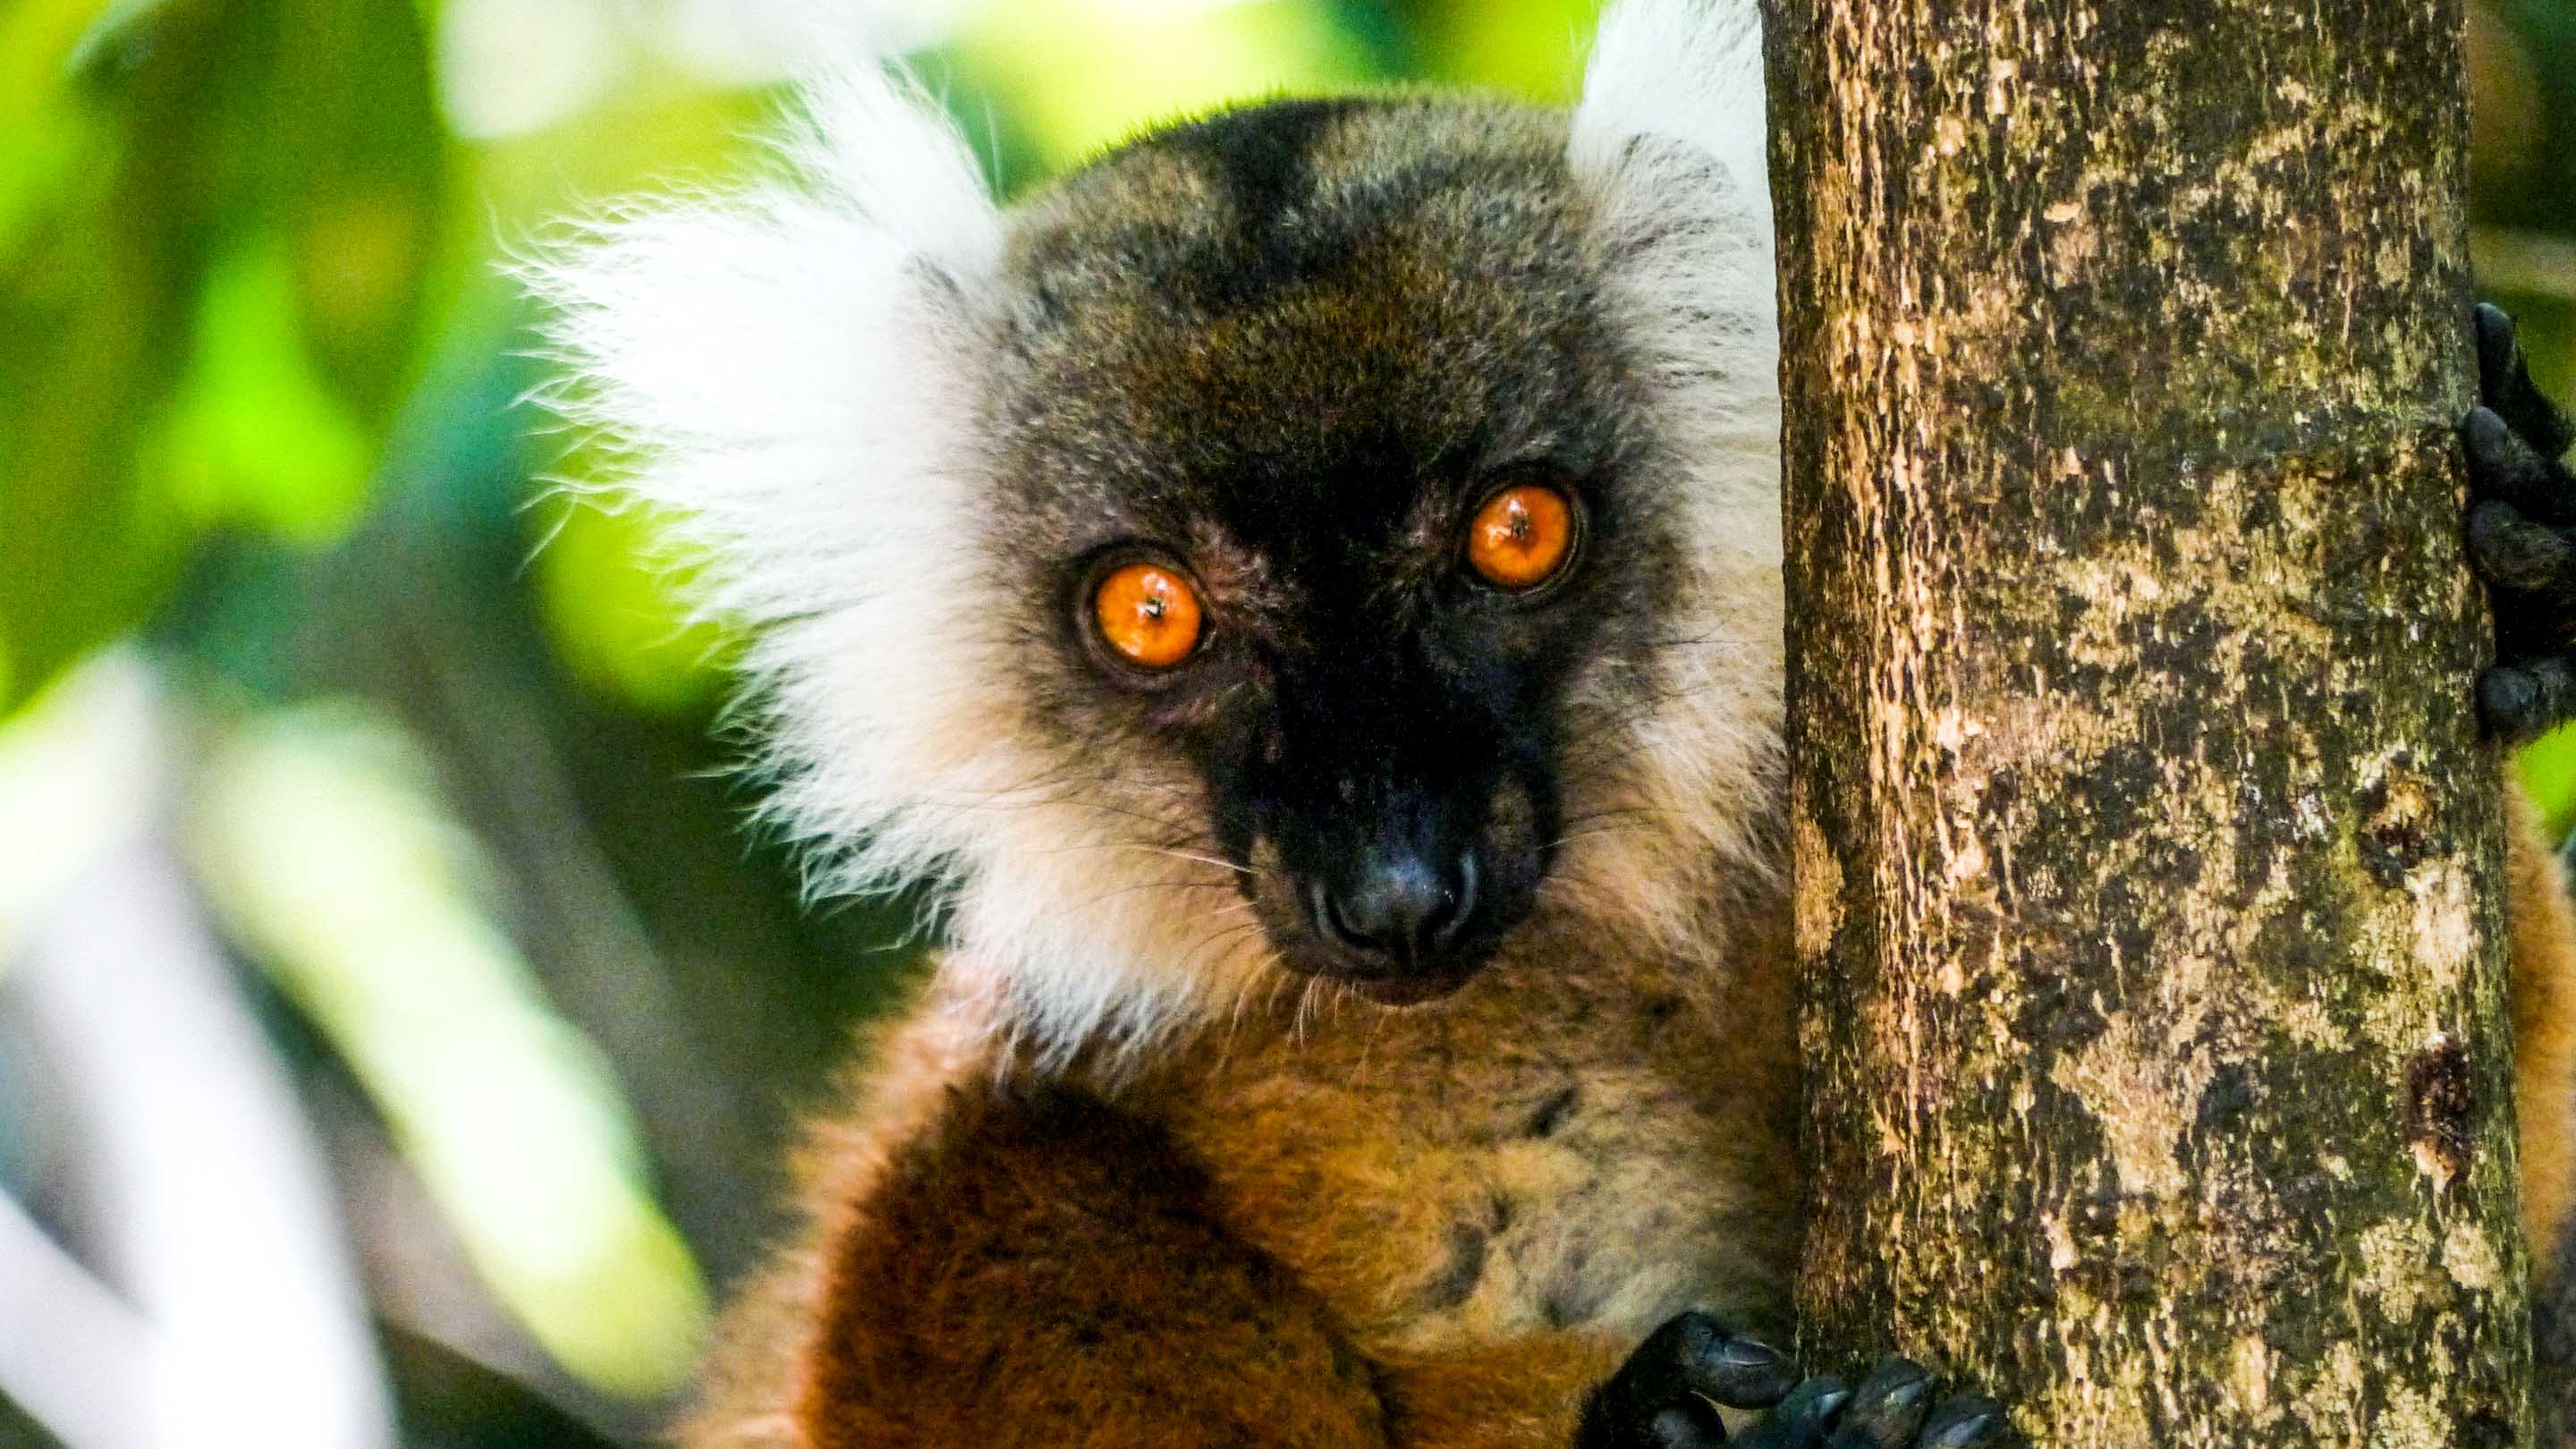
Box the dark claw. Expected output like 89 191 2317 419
1827 1358 1935 1448
1648 1311 1797 1406
2463 406 2575 526
2466 497 2575 597
1702 1338 1801 1409
2483 658 2576 741
1589 1324 2004 1449
1917 1395 2012 1449
2477 301 2574 462
2463 305 2576 741
1732 1377 1854 1448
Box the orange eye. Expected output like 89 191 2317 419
1091 561 1204 670
1465 483 1577 590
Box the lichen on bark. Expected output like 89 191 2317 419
1763 0 2532 1442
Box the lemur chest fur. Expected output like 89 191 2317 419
1117 908 1803 1360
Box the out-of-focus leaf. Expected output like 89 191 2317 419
265 0 443 419
465 72 777 233
2525 721 2576 841
0 0 110 253
190 703 710 1399
1405 0 1600 98
147 238 375 544
956 0 1383 172
0 0 203 722
531 493 733 716
2480 2 2576 232
0 0 441 719
434 0 623 141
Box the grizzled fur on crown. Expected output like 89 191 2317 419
530 0 1784 1064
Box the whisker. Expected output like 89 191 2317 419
1128 846 1252 877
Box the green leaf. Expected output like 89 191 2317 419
0 0 443 717
0 16 198 719
191 703 710 1397
146 237 376 543
264 0 444 419
2522 720 2576 841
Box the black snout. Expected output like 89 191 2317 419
1314 850 1479 968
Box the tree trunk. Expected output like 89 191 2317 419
1763 1 2533 1442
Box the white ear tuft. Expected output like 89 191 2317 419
1555 0 1790 935
524 64 999 506
1570 0 1770 220
520 64 1012 918
1564 0 1777 483
775 65 1004 287
1564 0 1778 544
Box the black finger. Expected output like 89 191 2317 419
1635 1312 1801 1411
1695 1333 1799 1410
2467 498 2576 599
2464 407 2576 527
2481 657 2576 741
2477 303 2575 461
1645 1398 1730 1449
1582 1314 1708 1440
1917 1394 2012 1449
1733 1377 1853 1449
1583 1313 1792 1448
1826 1358 1935 1449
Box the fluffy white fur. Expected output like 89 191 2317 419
1555 0 1787 952
530 0 1785 1063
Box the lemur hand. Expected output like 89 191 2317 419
2464 302 2576 741
1575 1312 2010 1448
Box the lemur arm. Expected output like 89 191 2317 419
786 1082 1390 1449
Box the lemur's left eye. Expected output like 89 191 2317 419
1464 483 1578 591
1091 560 1205 670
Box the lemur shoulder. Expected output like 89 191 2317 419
532 1 2576 1444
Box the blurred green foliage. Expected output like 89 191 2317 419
2 0 438 707
10 1 2576 1445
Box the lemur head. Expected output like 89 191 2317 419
534 0 1782 1061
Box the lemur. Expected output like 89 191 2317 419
531 0 2576 1443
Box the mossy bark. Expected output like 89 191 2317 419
1763 1 2532 1442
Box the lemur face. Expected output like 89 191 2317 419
535 47 1783 1054
987 99 1690 1001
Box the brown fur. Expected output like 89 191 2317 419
2512 791 2576 1262
677 792 2576 1448
802 1084 1385 1449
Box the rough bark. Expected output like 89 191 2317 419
1764 1 2532 1443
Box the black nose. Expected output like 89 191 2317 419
1316 851 1479 966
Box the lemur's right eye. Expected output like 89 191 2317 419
1465 482 1578 591
1091 560 1204 671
